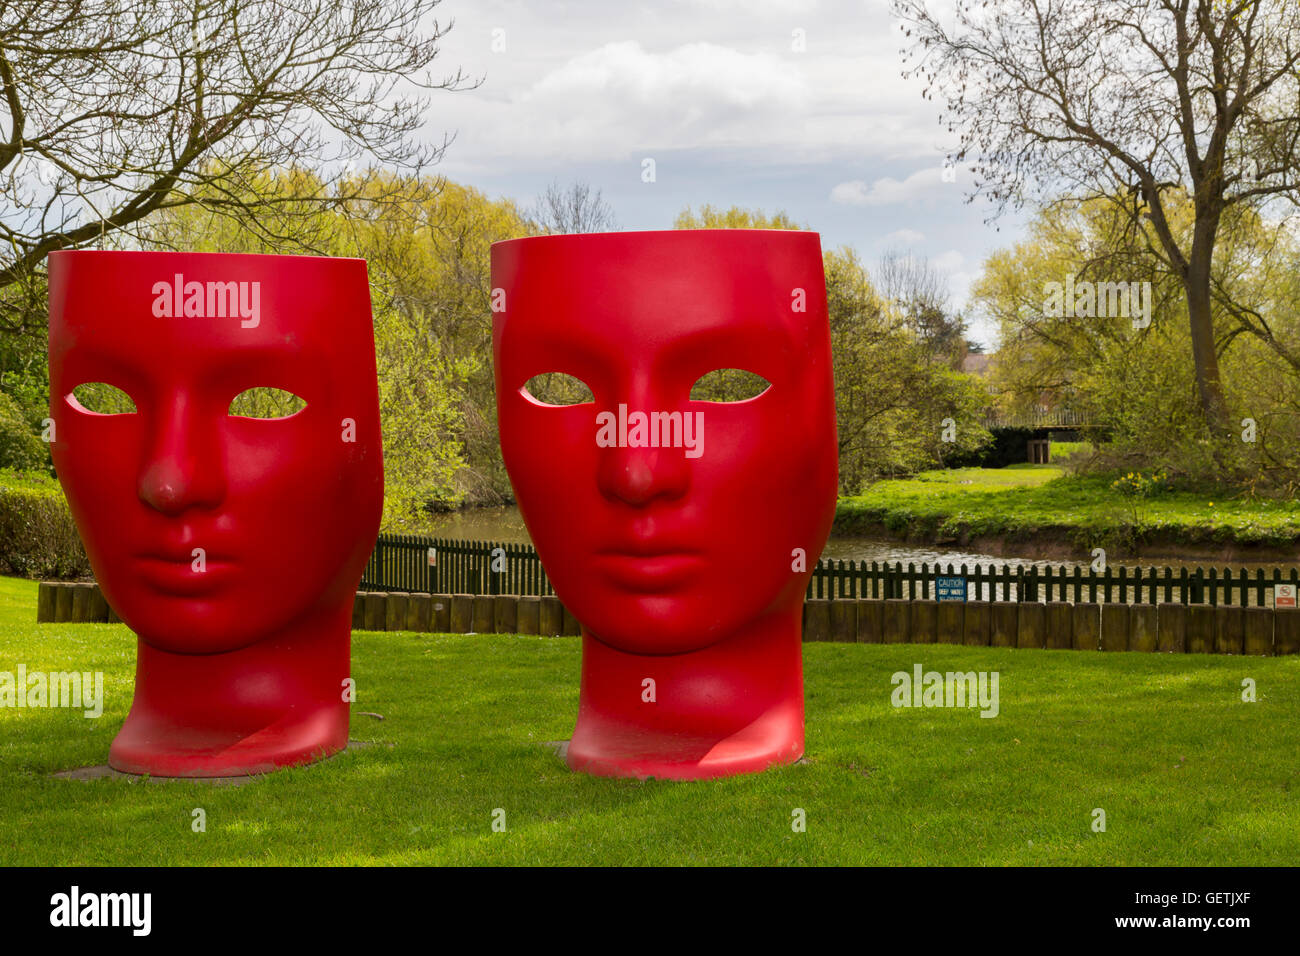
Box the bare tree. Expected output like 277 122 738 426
0 0 472 333
876 248 967 364
894 0 1300 432
527 180 618 234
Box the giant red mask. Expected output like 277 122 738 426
492 230 838 779
48 250 383 777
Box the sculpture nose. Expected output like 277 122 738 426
594 394 692 506
137 391 226 515
597 448 688 506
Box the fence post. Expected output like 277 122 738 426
494 595 518 635
910 600 937 643
1158 603 1187 653
1101 603 1128 651
36 582 57 623
87 585 110 623
990 602 1017 648
1016 602 1045 649
1243 606 1273 655
830 600 856 643
430 595 452 633
1072 602 1100 650
963 601 990 646
384 593 408 632
54 584 74 623
882 599 910 644
1213 605 1244 654
1130 604 1158 652
936 601 963 644
539 596 563 636
407 593 431 632
1186 605 1214 654
70 584 91 622
449 594 474 633
1275 609 1299 656
803 599 831 642
472 595 495 634
856 600 883 643
517 596 540 635
359 593 384 631
1045 602 1072 649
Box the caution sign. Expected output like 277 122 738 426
1275 583 1296 608
936 576 967 602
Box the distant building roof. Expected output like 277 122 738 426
962 353 993 376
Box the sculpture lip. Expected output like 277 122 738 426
133 549 234 564
597 542 702 558
593 548 705 591
131 552 238 594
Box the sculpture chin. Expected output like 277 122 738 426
134 628 266 657
104 590 280 656
567 593 758 657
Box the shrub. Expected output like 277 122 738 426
0 392 45 470
0 469 90 579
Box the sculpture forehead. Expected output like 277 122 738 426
493 231 826 348
49 250 372 358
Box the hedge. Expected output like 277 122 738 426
0 469 90 580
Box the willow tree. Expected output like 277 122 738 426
894 0 1300 433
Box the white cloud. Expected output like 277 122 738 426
883 228 925 245
932 249 966 273
448 41 816 164
830 167 945 206
529 41 808 112
428 2 957 173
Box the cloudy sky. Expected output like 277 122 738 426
420 0 1025 347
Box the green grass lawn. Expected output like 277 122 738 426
2 574 1298 865
836 461 1300 548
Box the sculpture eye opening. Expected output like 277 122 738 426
69 382 137 415
522 372 594 407
228 387 306 419
689 368 771 403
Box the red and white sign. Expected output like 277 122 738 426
1275 584 1296 608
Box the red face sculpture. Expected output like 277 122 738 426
493 230 838 779
48 250 383 777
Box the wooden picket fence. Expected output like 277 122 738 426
361 535 555 596
362 534 1300 607
807 559 1300 607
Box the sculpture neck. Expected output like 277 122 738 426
110 603 352 776
567 606 805 779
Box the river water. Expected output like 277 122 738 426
422 505 1290 572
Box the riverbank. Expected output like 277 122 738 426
834 465 1300 562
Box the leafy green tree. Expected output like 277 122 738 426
972 195 1300 488
0 390 42 469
